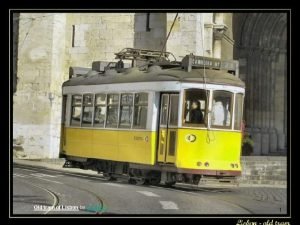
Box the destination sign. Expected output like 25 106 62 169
182 54 238 74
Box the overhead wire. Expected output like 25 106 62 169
158 13 178 61
199 14 215 143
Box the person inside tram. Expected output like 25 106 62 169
211 98 231 126
211 99 224 126
190 100 203 124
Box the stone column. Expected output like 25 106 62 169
251 49 263 155
260 49 270 155
252 128 262 155
203 13 214 57
257 51 263 129
274 51 287 152
213 13 227 59
252 50 260 129
269 128 277 152
269 51 278 153
246 50 254 129
49 14 67 158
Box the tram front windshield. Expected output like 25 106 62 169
183 89 209 127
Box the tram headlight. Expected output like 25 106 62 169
197 161 202 167
235 164 239 168
204 162 209 167
230 163 235 168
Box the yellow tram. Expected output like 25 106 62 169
60 48 245 186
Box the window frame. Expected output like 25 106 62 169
159 93 169 127
181 88 210 128
81 93 94 127
68 92 149 130
93 93 107 128
233 93 244 131
105 93 120 128
211 90 234 130
168 94 180 127
132 92 148 129
70 94 83 127
119 93 134 129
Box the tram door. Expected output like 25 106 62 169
157 93 179 164
60 95 67 154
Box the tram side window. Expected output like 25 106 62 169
234 93 244 130
82 94 94 127
70 95 82 126
133 93 148 129
183 89 208 127
94 94 106 127
106 94 119 128
211 90 233 128
119 93 133 128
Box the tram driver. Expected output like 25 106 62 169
184 100 204 124
190 100 203 123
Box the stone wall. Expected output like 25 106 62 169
13 13 135 158
13 13 235 159
64 13 135 75
134 13 166 51
239 156 287 186
13 13 59 158
167 13 205 59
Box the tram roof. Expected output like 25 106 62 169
62 66 245 88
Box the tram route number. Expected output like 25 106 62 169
236 220 290 225
134 136 149 142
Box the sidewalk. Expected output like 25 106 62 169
13 158 100 177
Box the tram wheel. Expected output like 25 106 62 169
128 177 146 185
149 177 161 186
136 178 146 185
128 177 136 184
165 181 176 187
103 173 116 181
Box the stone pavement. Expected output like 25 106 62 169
13 158 288 214
13 158 287 188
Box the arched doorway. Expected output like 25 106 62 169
233 13 287 155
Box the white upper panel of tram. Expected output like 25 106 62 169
63 81 244 95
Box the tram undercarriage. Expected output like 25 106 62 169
62 157 238 187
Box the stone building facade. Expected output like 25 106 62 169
12 12 286 158
233 13 287 155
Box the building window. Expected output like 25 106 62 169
183 89 209 127
94 94 106 127
106 94 119 128
82 94 94 127
211 90 233 129
71 24 88 48
70 95 82 126
119 93 134 128
234 93 244 130
133 93 148 129
146 13 151 32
